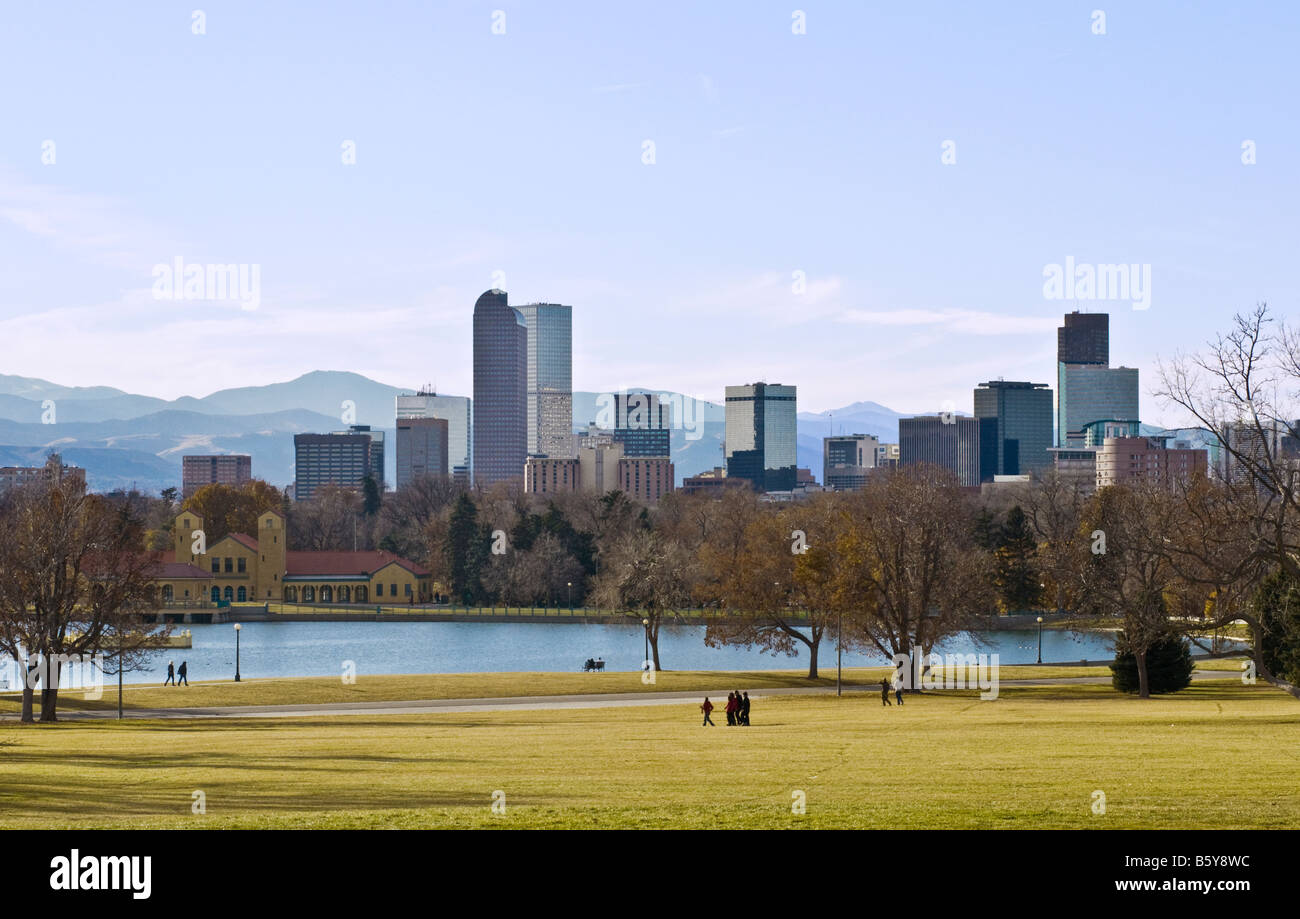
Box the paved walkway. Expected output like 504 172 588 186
17 670 1237 721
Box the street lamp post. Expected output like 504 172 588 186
642 617 650 667
837 607 843 698
1036 616 1044 665
567 581 573 612
234 622 242 682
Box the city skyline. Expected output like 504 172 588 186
2 3 1296 428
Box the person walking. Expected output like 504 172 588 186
880 678 892 706
164 661 175 686
701 697 716 726
725 692 737 726
894 679 904 706
740 691 751 726
177 661 189 687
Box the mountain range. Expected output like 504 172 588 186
0 371 928 494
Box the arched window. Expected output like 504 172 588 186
339 586 351 603
354 586 368 603
211 587 220 602
321 585 333 603
237 586 247 602
303 586 315 602
284 586 298 602
223 587 234 601
162 585 173 601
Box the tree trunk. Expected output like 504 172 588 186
649 622 662 672
39 659 60 722
806 635 819 679
1136 648 1150 699
20 676 35 724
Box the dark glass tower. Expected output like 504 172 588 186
472 289 528 485
1057 311 1109 365
724 383 797 492
973 381 1053 477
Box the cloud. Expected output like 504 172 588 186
838 308 1059 335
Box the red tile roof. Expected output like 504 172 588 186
228 533 259 551
285 550 430 578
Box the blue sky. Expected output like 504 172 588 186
1 0 1296 425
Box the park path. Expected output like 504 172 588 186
16 670 1236 721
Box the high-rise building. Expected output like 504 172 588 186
472 289 528 485
523 433 674 504
823 433 878 490
395 417 450 488
517 302 573 458
1058 365 1140 447
182 454 252 497
294 430 381 501
592 392 672 457
724 383 797 492
973 381 1053 476
1058 310 1109 365
395 390 472 483
898 415 996 487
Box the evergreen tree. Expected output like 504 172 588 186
993 505 1041 612
1254 568 1300 684
1110 632 1194 694
362 475 382 517
445 494 486 604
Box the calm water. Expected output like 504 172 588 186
107 621 1126 684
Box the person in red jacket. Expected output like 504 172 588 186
700 697 716 726
725 691 737 725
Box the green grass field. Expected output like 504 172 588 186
1 677 1295 829
0 665 1121 713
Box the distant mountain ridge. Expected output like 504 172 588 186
0 372 917 493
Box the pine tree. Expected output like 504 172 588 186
993 505 1041 612
1111 633 1194 694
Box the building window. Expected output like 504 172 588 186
237 586 247 602
211 587 220 602
238 557 246 573
224 558 233 573
376 583 384 597
211 559 220 573
223 587 233 601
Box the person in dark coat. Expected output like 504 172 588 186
164 661 175 686
740 691 751 725
177 661 188 686
701 697 716 726
880 678 892 706
725 692 737 725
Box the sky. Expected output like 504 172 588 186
1 0 1297 425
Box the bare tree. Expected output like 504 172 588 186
589 528 697 671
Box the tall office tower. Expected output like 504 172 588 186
182 454 252 497
1058 311 1109 365
898 415 996 487
294 431 374 501
516 302 573 458
724 383 797 492
329 424 384 486
395 389 473 483
593 391 672 457
973 381 1054 476
1058 365 1140 447
472 289 528 485
823 433 879 490
395 416 450 488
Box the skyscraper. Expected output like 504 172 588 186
1056 311 1139 446
395 389 472 483
516 303 574 458
395 416 450 488
724 383 797 492
294 430 378 501
898 415 996 487
592 392 672 457
973 381 1053 476
1058 310 1109 365
1058 365 1140 447
182 454 252 497
472 289 528 485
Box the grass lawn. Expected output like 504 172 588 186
0 665 1118 713
0 678 1295 829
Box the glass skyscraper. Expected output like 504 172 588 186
472 289 528 485
724 383 797 492
395 390 472 483
516 303 573 458
973 381 1053 476
1056 311 1139 447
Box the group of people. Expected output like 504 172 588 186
700 691 751 726
582 657 606 672
163 660 189 686
880 677 904 706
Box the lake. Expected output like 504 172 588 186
97 620 1131 684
